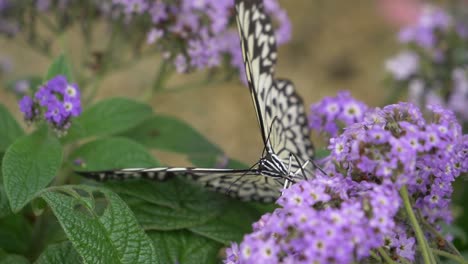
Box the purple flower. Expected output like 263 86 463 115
36 0 51 11
146 28 163 44
398 5 451 48
226 176 400 264
174 54 187 73
224 243 240 264
18 96 36 122
408 79 425 105
387 4 468 123
3 0 292 81
448 68 468 120
385 51 419 81
386 226 416 261
309 91 368 138
329 102 465 228
13 80 30 95
109 0 291 79
18 75 82 135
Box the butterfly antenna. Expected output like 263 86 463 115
308 159 327 175
226 160 260 196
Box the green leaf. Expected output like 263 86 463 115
121 115 220 156
70 137 159 171
0 186 11 218
3 129 62 211
149 230 221 264
108 178 225 230
442 223 467 245
35 241 81 264
0 249 30 264
41 186 157 264
0 104 24 153
45 54 73 82
65 98 153 142
0 213 33 254
189 201 262 245
120 115 248 168
452 178 468 250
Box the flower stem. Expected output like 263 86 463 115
377 247 396 264
370 250 382 262
431 248 467 263
400 185 435 264
152 60 172 92
140 60 172 101
419 213 463 256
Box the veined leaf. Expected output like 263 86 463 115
3 128 62 211
41 186 157 264
64 98 153 142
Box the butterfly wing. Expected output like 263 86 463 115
236 0 277 147
76 167 282 202
269 79 314 172
236 0 314 171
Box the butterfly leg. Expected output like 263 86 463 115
303 158 327 175
282 154 294 194
290 154 309 180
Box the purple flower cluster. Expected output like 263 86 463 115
329 103 464 225
398 5 452 49
309 91 368 138
384 224 416 261
225 177 400 264
326 102 466 260
0 0 19 36
385 4 468 122
109 0 291 75
384 51 419 81
1 1 291 81
448 68 468 121
18 75 81 134
229 94 467 263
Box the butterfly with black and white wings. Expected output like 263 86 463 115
236 0 315 179
76 0 314 202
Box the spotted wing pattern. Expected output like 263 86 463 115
76 167 283 202
235 0 314 174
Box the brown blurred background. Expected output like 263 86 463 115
0 0 401 166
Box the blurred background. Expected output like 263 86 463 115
0 0 414 166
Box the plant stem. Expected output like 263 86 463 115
431 248 467 264
400 186 435 264
377 247 396 264
370 250 382 262
139 60 172 101
400 257 413 264
152 59 171 92
419 213 463 257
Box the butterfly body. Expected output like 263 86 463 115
258 152 289 178
76 0 314 202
